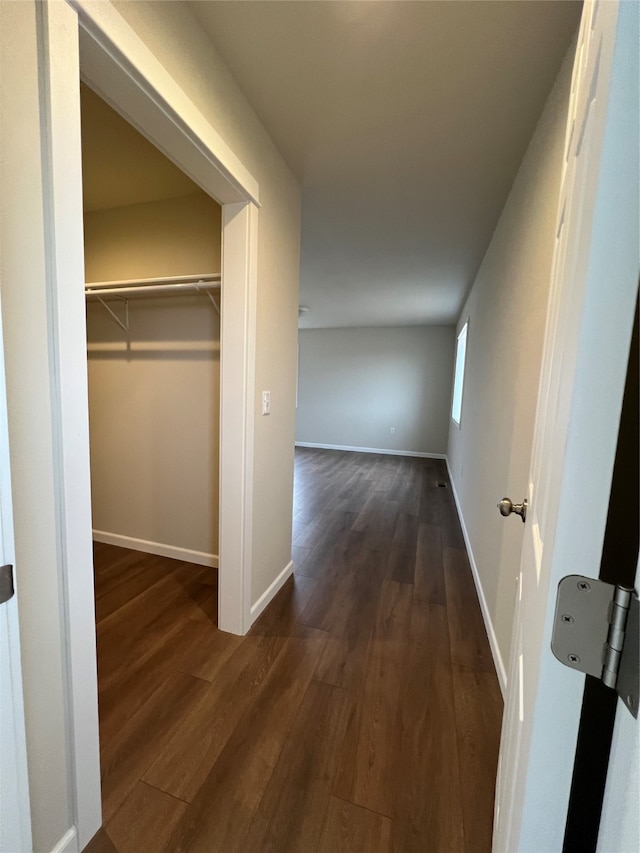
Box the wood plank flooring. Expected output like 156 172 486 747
87 448 502 853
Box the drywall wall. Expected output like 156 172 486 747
0 2 74 848
81 82 204 212
85 193 222 560
447 42 575 684
84 193 221 281
296 326 454 455
111 1 301 605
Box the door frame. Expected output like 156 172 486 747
70 1 260 638
563 296 638 851
25 1 260 848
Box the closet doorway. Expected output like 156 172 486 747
80 84 227 818
82 84 222 577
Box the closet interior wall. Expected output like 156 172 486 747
84 191 222 564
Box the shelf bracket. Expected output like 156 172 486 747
194 281 220 317
96 296 129 334
551 575 638 718
205 291 220 316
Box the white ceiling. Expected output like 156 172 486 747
190 0 581 328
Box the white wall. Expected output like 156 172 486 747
296 326 454 455
85 193 222 561
0 4 74 849
112 0 301 604
84 193 221 281
447 43 575 682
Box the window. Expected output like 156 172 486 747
451 320 468 425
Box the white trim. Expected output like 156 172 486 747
446 459 508 695
219 202 258 635
49 827 78 853
70 0 259 206
451 319 468 426
250 560 294 624
295 442 446 459
40 3 102 847
92 531 219 568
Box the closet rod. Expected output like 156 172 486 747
85 273 221 299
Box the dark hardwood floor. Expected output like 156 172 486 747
86 448 502 853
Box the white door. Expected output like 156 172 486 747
494 1 639 850
0 297 32 852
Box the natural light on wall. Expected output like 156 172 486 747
451 320 468 425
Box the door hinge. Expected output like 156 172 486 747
0 563 15 605
551 575 638 719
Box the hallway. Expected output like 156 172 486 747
88 448 502 853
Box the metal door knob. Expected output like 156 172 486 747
498 497 527 522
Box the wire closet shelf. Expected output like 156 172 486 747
85 274 221 332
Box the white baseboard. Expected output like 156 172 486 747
250 560 294 624
445 459 507 696
295 441 446 460
50 827 78 853
92 530 218 569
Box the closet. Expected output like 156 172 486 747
81 83 222 572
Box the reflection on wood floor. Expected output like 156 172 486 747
86 448 502 853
